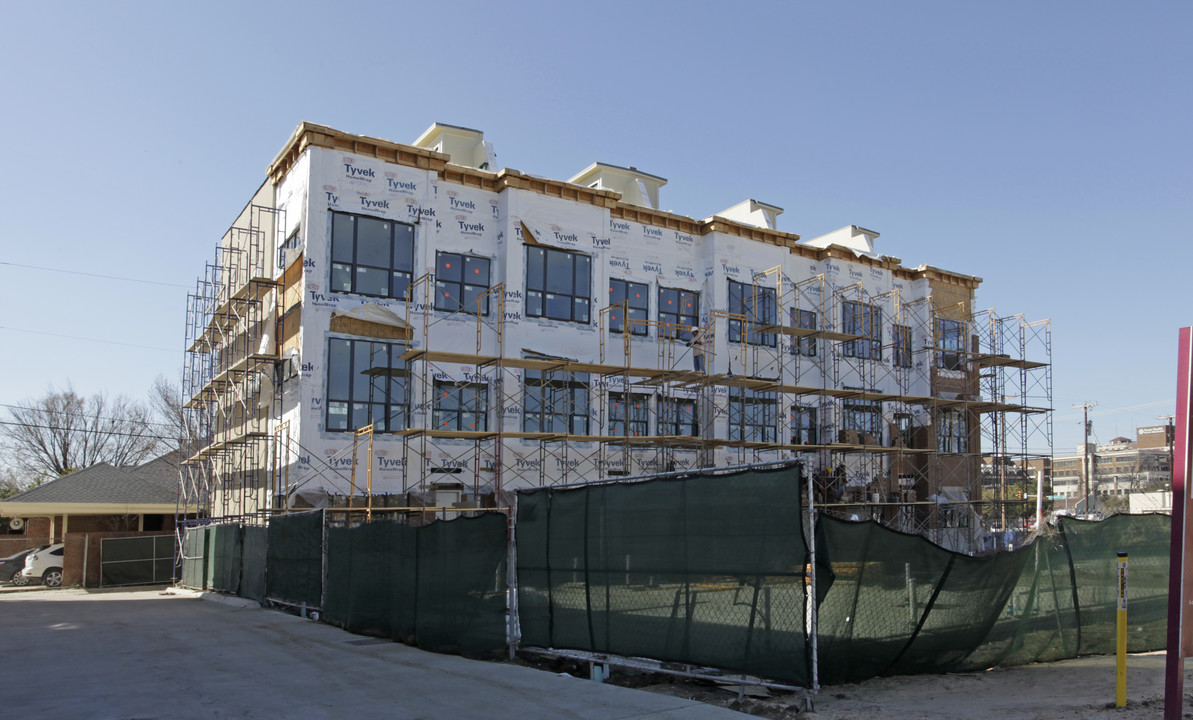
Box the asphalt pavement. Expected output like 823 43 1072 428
1 586 750 719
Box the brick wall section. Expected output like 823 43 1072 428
24 517 53 541
17 515 178 545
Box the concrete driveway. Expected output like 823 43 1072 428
2 586 749 719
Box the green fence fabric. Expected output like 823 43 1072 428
240 526 268 603
323 514 508 656
173 489 1171 688
415 513 509 655
817 514 1172 685
1061 514 1170 654
324 522 413 638
517 467 809 686
957 533 1079 670
266 511 324 608
179 526 207 590
209 524 244 595
100 535 176 586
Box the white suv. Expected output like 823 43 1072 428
21 544 64 587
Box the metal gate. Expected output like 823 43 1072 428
100 535 176 587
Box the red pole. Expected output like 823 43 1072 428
1164 327 1193 719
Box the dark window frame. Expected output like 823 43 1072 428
325 337 409 433
661 396 698 437
938 408 970 453
329 211 415 301
522 368 591 434
658 287 699 340
842 300 882 360
432 380 489 432
525 246 592 324
728 280 777 347
790 307 817 357
435 252 492 316
791 405 818 445
842 395 882 438
609 391 650 437
608 278 649 336
729 387 778 442
893 324 913 368
938 318 966 371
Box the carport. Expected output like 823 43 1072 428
0 454 198 585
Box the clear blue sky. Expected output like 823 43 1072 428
0 1 1188 453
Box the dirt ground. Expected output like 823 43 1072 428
568 651 1193 719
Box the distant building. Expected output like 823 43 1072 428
1050 425 1172 509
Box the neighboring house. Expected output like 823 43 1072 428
0 454 196 542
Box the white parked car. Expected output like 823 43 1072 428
20 543 64 587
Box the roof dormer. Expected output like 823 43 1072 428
714 199 784 230
412 122 498 171
568 162 665 210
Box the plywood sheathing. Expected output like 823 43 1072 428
267 122 984 289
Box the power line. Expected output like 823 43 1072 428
0 419 177 442
0 326 178 353
0 403 178 431
0 261 190 289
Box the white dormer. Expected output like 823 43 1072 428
800 225 881 259
412 122 498 171
568 162 666 210
715 199 784 230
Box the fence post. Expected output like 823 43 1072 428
806 462 819 692
507 505 519 660
1117 551 1128 708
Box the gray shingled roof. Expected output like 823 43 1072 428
5 454 180 505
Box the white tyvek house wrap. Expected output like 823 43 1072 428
271 145 947 498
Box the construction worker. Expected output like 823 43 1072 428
688 325 709 372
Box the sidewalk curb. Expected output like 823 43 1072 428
165 586 262 610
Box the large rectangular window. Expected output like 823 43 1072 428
893 324 913 368
729 388 777 442
842 300 882 360
326 338 409 432
609 392 650 437
433 381 488 432
661 397 698 437
842 396 882 438
330 212 415 300
893 412 913 447
435 252 491 315
609 279 649 336
790 308 817 357
523 369 590 434
525 246 591 324
659 287 699 340
791 405 818 444
938 409 969 453
728 280 776 346
938 319 965 370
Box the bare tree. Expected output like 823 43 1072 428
149 373 186 450
0 467 28 499
0 384 165 481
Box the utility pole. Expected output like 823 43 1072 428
1074 402 1098 515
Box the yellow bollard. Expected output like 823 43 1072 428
1116 551 1128 708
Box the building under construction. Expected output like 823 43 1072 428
181 122 1052 551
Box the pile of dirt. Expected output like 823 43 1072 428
513 650 1193 719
